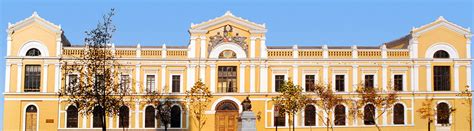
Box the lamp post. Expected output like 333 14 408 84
274 106 279 131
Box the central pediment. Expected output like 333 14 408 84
189 11 267 33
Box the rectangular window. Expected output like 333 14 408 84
335 75 345 92
121 75 130 92
146 75 155 92
217 66 237 93
394 75 403 91
67 74 78 92
364 75 374 89
305 75 315 92
434 66 450 91
172 75 180 93
24 65 41 92
95 75 105 90
275 75 285 92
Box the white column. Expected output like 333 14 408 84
383 112 387 126
82 114 87 128
5 64 11 93
199 65 205 81
426 65 432 91
136 64 141 93
454 64 460 91
17 64 23 92
292 45 298 59
323 65 329 84
42 64 49 93
382 64 387 91
188 36 197 58
322 45 328 59
352 65 359 90
135 100 139 128
413 65 419 91
56 35 62 57
239 64 246 93
250 64 256 93
352 45 358 59
162 44 167 59
260 37 267 59
292 65 298 85
381 45 387 59
200 36 206 58
109 116 113 128
187 64 196 91
466 36 471 59
250 37 256 59
6 35 11 56
210 64 216 93
54 64 60 92
136 44 141 58
467 65 471 88
409 37 419 58
260 65 268 92
161 65 167 93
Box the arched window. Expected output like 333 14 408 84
66 105 78 128
274 106 286 127
26 48 41 56
393 104 404 124
433 50 450 58
93 106 103 128
25 105 38 131
170 105 181 128
145 106 156 128
334 105 346 126
364 104 375 125
437 102 450 124
304 105 316 126
119 106 130 128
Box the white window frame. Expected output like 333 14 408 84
302 70 319 92
22 103 39 131
116 106 132 128
333 104 349 127
434 101 453 126
143 74 157 92
391 102 408 126
272 74 288 93
391 73 407 91
143 104 157 128
169 74 183 93
271 105 289 128
64 104 79 128
119 74 132 92
301 104 318 127
362 73 378 89
169 104 183 128
332 73 348 93
363 103 378 126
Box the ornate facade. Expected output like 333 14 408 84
3 11 472 131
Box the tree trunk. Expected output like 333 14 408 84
292 113 295 131
102 110 106 131
428 119 431 131
326 117 329 131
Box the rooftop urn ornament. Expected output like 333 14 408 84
241 96 252 111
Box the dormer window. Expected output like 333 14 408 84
26 48 41 56
433 50 449 58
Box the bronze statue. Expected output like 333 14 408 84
241 96 252 111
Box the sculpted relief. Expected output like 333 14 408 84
209 24 248 53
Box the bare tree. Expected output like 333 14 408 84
312 83 345 131
349 84 398 131
58 9 133 131
272 80 310 131
185 80 213 131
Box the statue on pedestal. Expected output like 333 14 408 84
241 96 252 111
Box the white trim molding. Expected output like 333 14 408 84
22 103 40 131
208 42 247 59
18 41 50 57
425 42 459 59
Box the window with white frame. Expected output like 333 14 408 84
364 75 375 89
24 65 41 92
120 75 131 92
335 75 345 92
146 75 155 92
305 75 315 92
275 75 285 92
172 75 181 93
394 75 403 91
67 74 78 93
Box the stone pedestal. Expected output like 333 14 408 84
240 111 257 131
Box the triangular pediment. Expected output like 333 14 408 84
412 16 470 36
189 11 267 33
8 12 62 34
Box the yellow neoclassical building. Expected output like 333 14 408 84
3 11 472 131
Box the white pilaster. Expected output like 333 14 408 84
381 44 387 59
162 44 167 59
292 45 298 59
250 37 256 59
239 64 246 93
352 65 359 89
135 100 139 128
467 65 471 88
454 64 460 91
323 65 329 84
199 65 205 81
250 64 256 93
42 64 48 93
187 64 196 91
292 65 298 85
210 64 216 93
466 36 471 59
260 37 267 59
82 114 87 128
5 64 11 93
383 112 387 126
382 64 387 91
136 44 141 58
136 64 141 93
6 35 11 56
352 45 358 59
409 36 419 58
426 65 432 91
260 64 268 92
56 34 61 57
17 64 23 92
161 65 167 92
188 36 197 58
109 116 113 128
200 36 206 58
413 65 419 91
54 64 61 92
322 45 328 59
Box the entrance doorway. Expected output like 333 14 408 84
215 100 239 131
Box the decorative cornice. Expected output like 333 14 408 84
190 11 266 32
8 11 62 33
412 16 470 35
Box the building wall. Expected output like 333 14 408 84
3 12 472 131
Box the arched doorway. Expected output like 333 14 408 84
215 100 239 131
